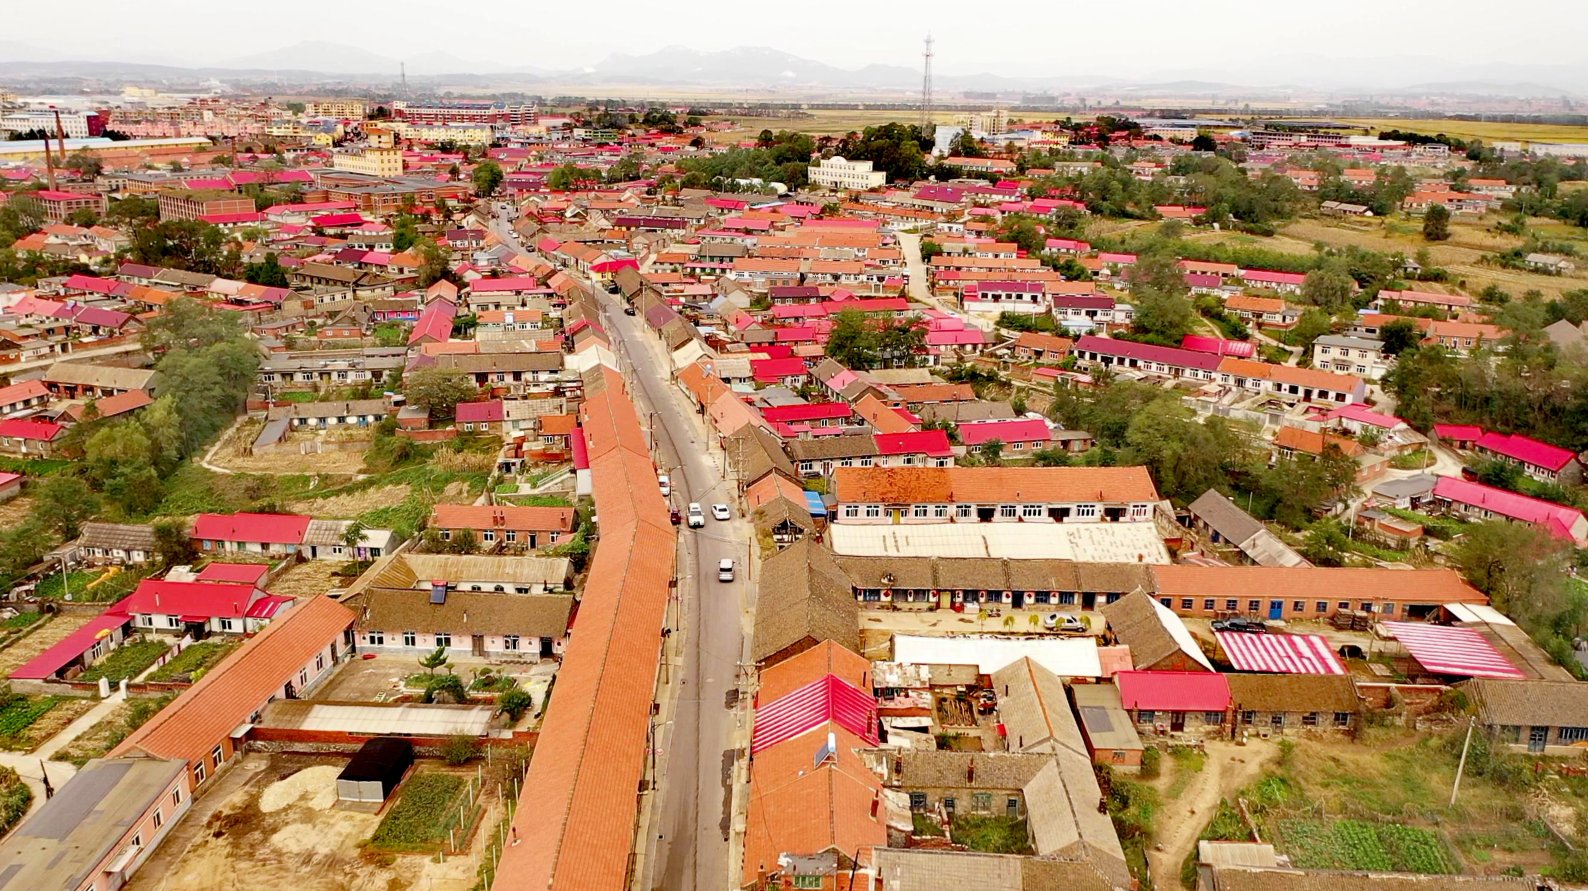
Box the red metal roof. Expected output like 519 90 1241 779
10 602 133 681
0 418 64 441
194 562 270 586
751 674 879 755
1432 476 1584 544
1114 670 1231 712
1475 431 1578 471
191 512 311 545
1382 621 1525 679
760 403 852 424
1074 334 1223 371
1216 632 1345 675
455 400 505 423
124 579 264 619
751 357 809 383
957 418 1051 446
873 430 953 458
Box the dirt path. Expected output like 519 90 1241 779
1147 739 1279 888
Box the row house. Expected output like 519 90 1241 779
257 349 405 391
428 504 575 551
124 579 289 637
958 418 1057 456
435 351 565 395
1215 358 1366 404
831 465 1160 526
1052 294 1130 331
1071 335 1223 382
1224 294 1300 329
1239 269 1308 295
1472 431 1583 485
960 280 1047 314
1431 476 1588 547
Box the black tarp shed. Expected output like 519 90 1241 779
336 737 414 802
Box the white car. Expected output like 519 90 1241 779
686 503 705 528
717 558 735 582
658 474 671 497
1043 612 1087 634
711 503 730 521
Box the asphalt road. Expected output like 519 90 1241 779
487 216 751 890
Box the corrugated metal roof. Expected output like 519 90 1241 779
1382 622 1526 679
1217 632 1345 675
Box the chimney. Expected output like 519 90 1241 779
966 757 975 784
892 755 902 778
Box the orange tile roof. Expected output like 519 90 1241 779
891 383 977 403
741 723 886 886
1153 565 1485 604
1272 425 1365 457
1225 295 1288 313
112 595 354 767
539 412 578 436
833 466 1160 505
757 640 871 703
1217 357 1362 394
855 394 916 435
496 366 675 891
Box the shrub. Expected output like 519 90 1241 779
497 688 534 722
0 766 30 834
441 733 479 766
1139 746 1162 779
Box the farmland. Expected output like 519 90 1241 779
145 641 238 683
77 639 173 684
1335 118 1588 145
369 771 471 852
1184 730 1588 883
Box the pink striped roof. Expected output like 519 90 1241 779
1382 621 1525 679
750 674 878 755
1216 632 1344 675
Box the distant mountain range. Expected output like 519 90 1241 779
0 41 1584 101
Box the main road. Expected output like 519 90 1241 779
487 215 753 891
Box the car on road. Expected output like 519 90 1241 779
624 305 637 316
1042 612 1087 634
669 507 681 525
711 503 730 521
686 503 705 528
1211 618 1268 634
717 558 735 582
658 474 671 497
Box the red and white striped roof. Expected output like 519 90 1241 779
750 674 878 755
1216 632 1344 675
1382 621 1525 679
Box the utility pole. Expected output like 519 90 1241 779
1450 715 1477 807
919 36 934 132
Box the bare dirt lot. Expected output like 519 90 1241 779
0 494 35 532
213 419 372 476
289 483 410 519
128 754 487 891
266 561 349 599
0 613 95 677
1146 739 1279 886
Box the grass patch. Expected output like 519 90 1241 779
1389 449 1434 470
1165 747 1207 800
0 455 69 477
34 571 100 601
50 694 173 767
34 566 145 603
912 812 945 837
0 612 42 631
497 494 572 507
144 641 237 683
77 639 172 683
369 772 469 852
0 766 30 838
951 815 1034 855
0 692 61 747
146 463 331 519
1382 507 1469 541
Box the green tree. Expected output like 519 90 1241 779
1453 521 1571 628
242 252 290 287
1189 133 1217 153
1129 245 1195 344
152 518 197 566
471 160 504 197
33 476 98 539
1422 204 1451 241
418 646 451 676
1299 263 1355 314
1300 519 1351 567
1379 319 1422 356
104 195 159 227
979 439 1004 464
63 149 103 178
405 367 478 420
1286 309 1335 352
413 236 451 288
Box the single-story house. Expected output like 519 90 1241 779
1115 670 1230 734
1467 678 1588 756
1226 674 1360 734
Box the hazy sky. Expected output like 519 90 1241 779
6 0 1586 79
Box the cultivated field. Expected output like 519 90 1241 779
1335 118 1588 145
126 754 492 891
0 613 94 678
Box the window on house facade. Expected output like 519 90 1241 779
1021 504 1044 518
402 631 416 647
367 631 384 646
1334 712 1354 727
1225 599 1238 611
172 788 182 806
483 531 496 542
933 505 948 518
220 619 235 632
1292 601 1305 613
1075 504 1098 519
1316 601 1328 613
1180 599 1193 610
1205 712 1224 724
435 633 452 648
194 764 206 784
1247 600 1260 612
1138 710 1156 724
999 505 1019 519
913 505 929 518
956 504 974 519
864 505 881 518
1302 713 1319 726
1561 727 1588 743
843 505 859 518
504 635 520 651
1203 599 1215 611
153 808 163 828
